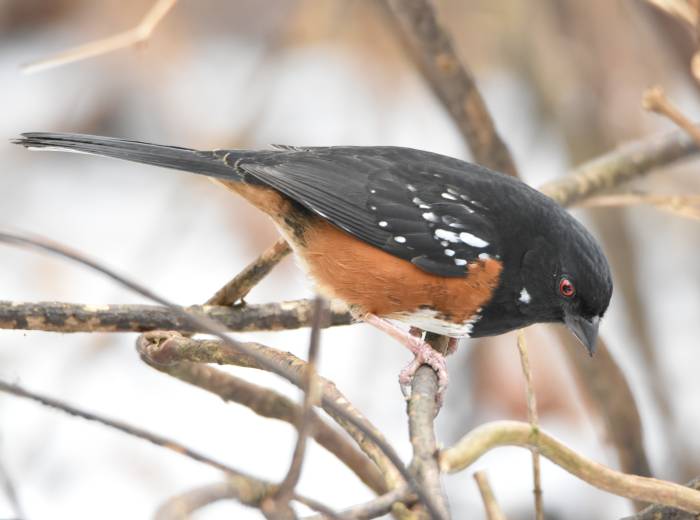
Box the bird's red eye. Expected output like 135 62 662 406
559 278 575 297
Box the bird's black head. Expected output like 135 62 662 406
473 195 612 355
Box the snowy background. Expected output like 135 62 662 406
1 1 699 518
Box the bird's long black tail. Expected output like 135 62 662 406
13 132 243 181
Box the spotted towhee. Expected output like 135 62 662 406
14 133 613 401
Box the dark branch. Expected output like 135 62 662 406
383 0 518 177
0 299 352 333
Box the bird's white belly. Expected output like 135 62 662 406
389 308 481 338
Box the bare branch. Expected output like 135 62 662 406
406 333 451 519
540 128 698 207
440 421 700 513
383 0 518 176
473 471 507 520
206 238 291 306
0 231 441 518
22 0 178 74
516 330 544 520
0 299 353 334
136 333 385 495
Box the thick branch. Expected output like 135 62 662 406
384 0 518 176
440 421 700 513
0 299 352 333
137 333 385 495
406 334 451 519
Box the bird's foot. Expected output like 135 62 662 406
397 337 449 407
363 314 450 405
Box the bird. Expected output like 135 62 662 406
13 132 613 403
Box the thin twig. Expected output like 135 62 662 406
440 421 700 513
0 454 25 520
273 297 326 508
383 0 518 176
0 378 247 475
0 232 442 520
516 330 544 520
473 471 507 520
643 86 700 146
137 333 392 493
22 0 178 74
136 333 385 495
206 238 291 306
0 299 353 334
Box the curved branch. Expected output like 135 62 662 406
440 421 700 513
136 333 385 495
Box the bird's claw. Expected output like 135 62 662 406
398 336 449 408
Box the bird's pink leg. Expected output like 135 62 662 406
363 313 449 404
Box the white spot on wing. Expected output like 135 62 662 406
422 212 439 223
454 259 467 266
378 221 388 227
459 232 489 248
478 253 490 260
394 236 406 243
441 192 457 201
444 249 455 256
434 229 460 242
519 288 531 304
407 184 417 192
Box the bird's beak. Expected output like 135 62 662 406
564 314 600 356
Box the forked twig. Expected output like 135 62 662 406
643 86 700 147
23 0 178 74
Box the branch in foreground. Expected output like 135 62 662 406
440 421 700 513
539 128 698 207
383 0 518 177
0 379 335 515
303 486 415 520
137 333 399 493
0 299 352 333
136 333 385 495
0 232 442 520
272 297 326 510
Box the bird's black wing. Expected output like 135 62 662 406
232 146 504 277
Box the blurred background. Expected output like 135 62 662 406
1 1 700 518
